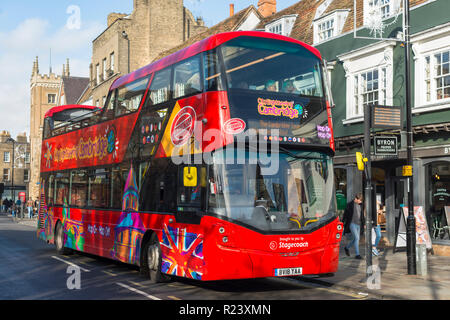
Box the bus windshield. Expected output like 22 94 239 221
221 36 324 97
208 148 336 232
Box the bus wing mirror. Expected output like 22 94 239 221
356 152 367 171
183 167 198 187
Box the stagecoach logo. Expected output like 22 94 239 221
269 241 278 250
171 106 196 147
224 118 246 135
270 237 309 251
257 98 302 120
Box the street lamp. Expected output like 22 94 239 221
6 137 15 202
122 31 130 74
403 0 417 275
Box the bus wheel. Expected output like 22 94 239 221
145 234 170 283
55 222 72 255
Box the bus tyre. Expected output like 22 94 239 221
144 234 170 283
55 222 72 255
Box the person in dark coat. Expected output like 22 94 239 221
342 193 364 259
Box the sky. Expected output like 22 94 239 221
0 0 300 139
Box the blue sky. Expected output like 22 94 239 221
0 0 300 138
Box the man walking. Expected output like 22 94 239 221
342 193 365 259
27 198 34 219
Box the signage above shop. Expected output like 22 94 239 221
374 136 398 156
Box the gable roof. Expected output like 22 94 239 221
62 76 90 105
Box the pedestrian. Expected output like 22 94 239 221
372 201 383 256
342 193 365 259
27 198 34 219
11 202 16 218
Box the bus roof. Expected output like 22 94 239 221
110 31 322 91
44 104 98 119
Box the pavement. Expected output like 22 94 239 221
301 235 450 300
4 212 450 300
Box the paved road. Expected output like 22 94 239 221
0 213 373 301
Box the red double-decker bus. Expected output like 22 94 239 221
37 31 343 282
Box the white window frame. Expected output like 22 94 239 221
110 52 115 72
4 151 10 163
24 169 29 183
338 41 395 124
3 168 10 182
412 23 450 114
265 15 298 37
48 94 56 104
313 10 350 45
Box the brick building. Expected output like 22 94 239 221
86 0 208 107
0 131 31 202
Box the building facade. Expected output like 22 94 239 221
87 0 208 108
0 131 31 202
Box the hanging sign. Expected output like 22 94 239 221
374 136 398 156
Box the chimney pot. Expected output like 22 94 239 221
230 4 235 17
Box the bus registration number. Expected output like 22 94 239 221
274 267 303 277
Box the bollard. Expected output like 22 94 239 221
416 244 427 276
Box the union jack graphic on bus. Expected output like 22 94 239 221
160 224 204 280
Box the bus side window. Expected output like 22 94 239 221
173 55 202 99
112 165 129 209
203 49 224 92
70 170 88 208
88 169 111 209
100 90 116 122
54 172 70 206
148 68 172 107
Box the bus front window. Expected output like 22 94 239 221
208 148 336 232
220 37 324 97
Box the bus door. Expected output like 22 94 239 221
175 165 207 225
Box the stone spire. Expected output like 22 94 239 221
66 58 70 77
32 56 39 77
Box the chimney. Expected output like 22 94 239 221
230 4 235 17
257 0 277 18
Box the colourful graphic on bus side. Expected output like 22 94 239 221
37 181 54 242
160 224 204 280
111 166 145 265
62 199 85 251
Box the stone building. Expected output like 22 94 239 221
0 131 31 202
87 0 208 107
29 57 89 200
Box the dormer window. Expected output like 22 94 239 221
364 0 400 24
318 18 335 42
313 10 349 45
265 15 298 37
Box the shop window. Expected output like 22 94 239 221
428 162 450 240
334 168 347 217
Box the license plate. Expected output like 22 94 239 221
274 267 303 277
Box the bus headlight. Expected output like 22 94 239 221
222 236 229 243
